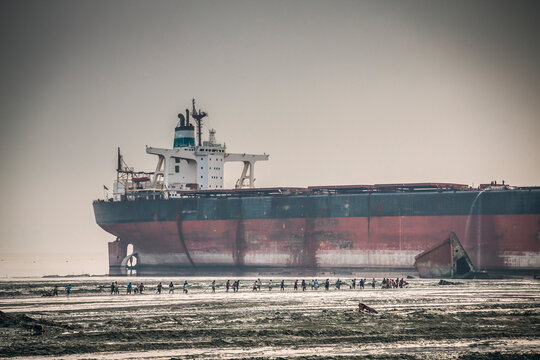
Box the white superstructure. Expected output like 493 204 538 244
112 100 268 201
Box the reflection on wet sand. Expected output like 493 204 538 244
1 275 539 359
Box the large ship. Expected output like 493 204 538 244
93 100 540 275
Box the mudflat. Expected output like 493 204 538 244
0 276 539 359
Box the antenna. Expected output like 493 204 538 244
116 147 131 173
191 98 208 146
117 147 122 172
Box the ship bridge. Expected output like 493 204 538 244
123 99 268 199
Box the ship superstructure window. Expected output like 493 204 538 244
175 166 179 173
175 158 180 163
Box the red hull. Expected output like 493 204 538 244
103 214 540 271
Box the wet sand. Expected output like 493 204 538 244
0 275 539 359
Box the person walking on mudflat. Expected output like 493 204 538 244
183 281 188 294
226 280 230 292
211 280 216 293
156 282 162 294
169 281 174 293
66 284 72 296
127 282 132 294
302 279 306 291
280 280 285 291
294 280 298 291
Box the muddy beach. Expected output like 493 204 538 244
0 275 539 359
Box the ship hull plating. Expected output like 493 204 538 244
94 190 540 274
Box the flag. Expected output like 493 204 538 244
103 185 109 190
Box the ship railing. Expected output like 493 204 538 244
168 187 310 198
308 183 470 194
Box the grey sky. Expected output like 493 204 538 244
1 0 539 276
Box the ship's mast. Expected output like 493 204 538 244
191 99 207 147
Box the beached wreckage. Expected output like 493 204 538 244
414 232 483 278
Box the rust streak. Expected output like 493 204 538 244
175 202 196 268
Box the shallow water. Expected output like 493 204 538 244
1 276 539 359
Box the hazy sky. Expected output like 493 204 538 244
1 0 539 276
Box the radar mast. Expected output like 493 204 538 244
191 99 208 147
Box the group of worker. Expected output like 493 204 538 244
115 280 190 295
118 277 408 294
381 278 409 288
53 277 408 296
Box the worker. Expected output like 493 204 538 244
226 280 230 292
156 282 162 294
352 278 356 289
324 279 330 291
301 279 306 291
280 280 285 291
211 280 216 293
65 284 72 296
183 281 188 294
127 282 132 294
169 281 174 293
294 280 298 291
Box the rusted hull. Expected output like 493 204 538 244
93 190 540 274
414 238 453 277
99 214 540 271
414 232 476 278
